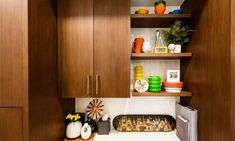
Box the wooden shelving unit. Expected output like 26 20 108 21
131 53 192 59
131 14 191 28
132 91 192 97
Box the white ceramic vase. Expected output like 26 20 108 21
66 121 82 139
174 44 182 53
81 123 92 140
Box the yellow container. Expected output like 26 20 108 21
135 76 143 80
135 73 143 77
135 66 143 70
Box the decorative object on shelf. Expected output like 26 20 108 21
162 20 191 53
142 41 152 53
113 115 176 132
98 117 111 135
174 44 182 53
135 65 143 81
154 0 166 14
86 118 98 132
169 9 183 14
167 70 180 82
148 76 162 92
168 43 176 53
81 123 92 140
66 113 82 139
86 99 104 120
162 82 184 93
135 8 149 14
134 79 149 93
154 30 168 53
132 37 144 53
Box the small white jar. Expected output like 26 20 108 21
81 123 92 140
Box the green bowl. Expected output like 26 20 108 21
149 84 161 89
148 88 162 92
148 80 161 85
148 76 161 81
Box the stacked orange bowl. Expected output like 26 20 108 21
162 82 183 93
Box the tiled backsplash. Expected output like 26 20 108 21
76 97 179 129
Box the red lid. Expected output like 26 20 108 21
162 82 183 88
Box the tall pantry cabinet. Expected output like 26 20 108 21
0 0 74 141
0 0 28 141
58 0 130 98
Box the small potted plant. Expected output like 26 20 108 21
162 20 191 53
66 113 82 139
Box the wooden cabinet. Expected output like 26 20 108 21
58 0 130 98
58 0 94 98
0 108 23 141
93 0 130 97
0 0 28 107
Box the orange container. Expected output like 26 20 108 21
132 38 144 53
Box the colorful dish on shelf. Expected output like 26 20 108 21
164 87 182 93
149 84 162 88
149 88 162 92
148 76 161 81
162 82 183 88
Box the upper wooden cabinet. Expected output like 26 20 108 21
58 0 130 98
58 0 94 98
0 0 28 107
93 0 130 97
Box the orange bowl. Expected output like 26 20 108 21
162 82 183 88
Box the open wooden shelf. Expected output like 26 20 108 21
131 14 191 28
131 53 192 59
132 91 192 97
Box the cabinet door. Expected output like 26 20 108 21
0 108 23 141
94 0 130 97
0 0 28 106
58 0 93 98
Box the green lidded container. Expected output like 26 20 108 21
147 76 162 92
148 76 161 81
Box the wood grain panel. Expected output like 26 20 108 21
0 0 28 107
231 0 235 139
181 0 231 141
29 0 75 141
58 0 93 98
94 0 130 98
0 108 23 141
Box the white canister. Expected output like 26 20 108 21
174 44 182 53
81 123 92 140
142 41 152 53
66 121 82 139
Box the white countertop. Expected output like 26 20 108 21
94 130 180 141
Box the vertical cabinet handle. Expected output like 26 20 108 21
86 75 90 95
95 75 99 95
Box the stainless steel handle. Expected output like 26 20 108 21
95 75 99 95
86 75 90 95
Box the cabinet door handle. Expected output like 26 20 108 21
87 75 90 95
95 75 99 95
